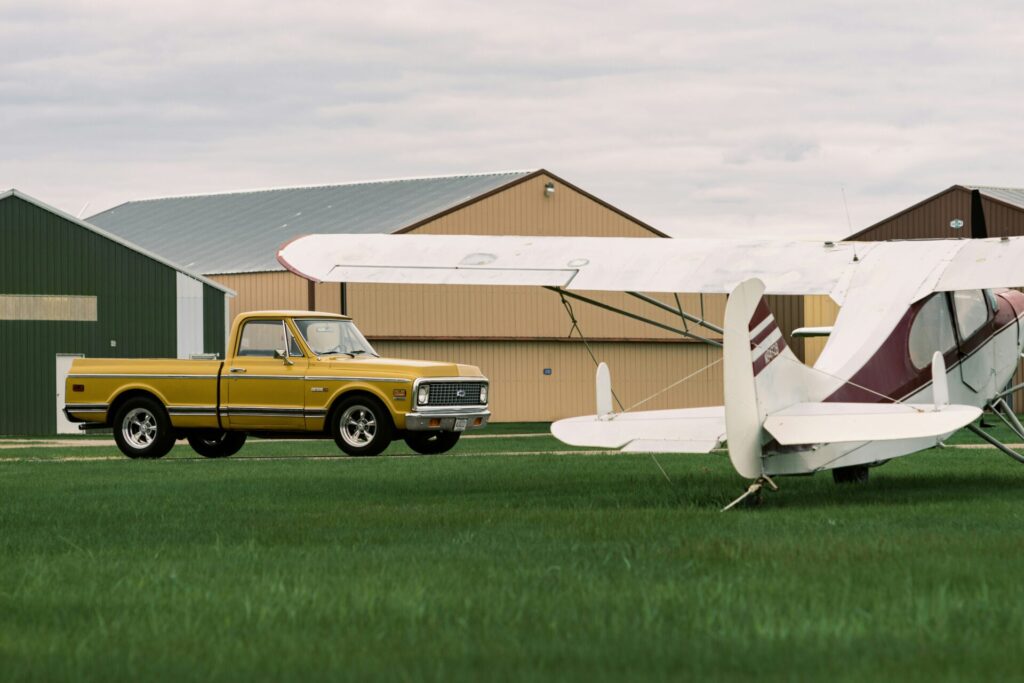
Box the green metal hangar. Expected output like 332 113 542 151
0 190 234 435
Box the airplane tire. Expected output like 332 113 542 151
112 396 175 459
832 465 870 484
404 431 461 455
187 431 247 458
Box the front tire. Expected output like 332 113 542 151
112 396 175 459
187 431 247 458
404 431 461 455
331 395 393 456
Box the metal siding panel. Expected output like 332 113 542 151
314 281 342 314
802 295 840 367
766 294 804 362
853 188 972 242
980 198 1024 237
203 284 227 357
349 284 725 340
210 272 308 321
411 174 656 238
176 272 204 358
0 196 177 434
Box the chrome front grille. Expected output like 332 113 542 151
424 381 485 406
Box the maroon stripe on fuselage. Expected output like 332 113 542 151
825 292 1022 403
750 320 779 348
748 299 772 332
752 334 788 377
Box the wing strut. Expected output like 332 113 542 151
967 397 1024 465
556 291 625 412
544 287 723 347
624 291 724 335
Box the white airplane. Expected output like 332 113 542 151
278 233 1024 506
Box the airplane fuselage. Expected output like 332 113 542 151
763 289 1024 475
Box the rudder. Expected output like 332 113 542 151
724 279 823 478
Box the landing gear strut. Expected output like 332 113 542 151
721 475 779 512
967 397 1024 464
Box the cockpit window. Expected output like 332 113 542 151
952 290 990 341
908 293 956 369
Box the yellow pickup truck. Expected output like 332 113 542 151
63 311 490 459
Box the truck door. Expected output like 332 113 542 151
223 319 308 430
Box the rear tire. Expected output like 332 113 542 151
331 395 393 456
187 431 247 458
112 396 175 459
404 431 461 455
832 464 870 484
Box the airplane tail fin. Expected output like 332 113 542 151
724 279 824 478
724 281 980 479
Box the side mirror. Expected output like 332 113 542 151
273 349 294 366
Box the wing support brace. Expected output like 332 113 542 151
967 397 1024 465
544 287 723 347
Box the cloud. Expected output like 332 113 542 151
3 0 1024 238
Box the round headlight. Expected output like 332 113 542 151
479 384 488 404
417 384 430 405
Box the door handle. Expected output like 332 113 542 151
230 368 247 373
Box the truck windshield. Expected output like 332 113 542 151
293 319 378 357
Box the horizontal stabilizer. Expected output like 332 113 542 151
551 407 725 453
764 402 981 446
621 439 721 453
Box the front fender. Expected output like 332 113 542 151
320 382 408 430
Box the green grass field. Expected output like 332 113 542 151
3 426 1024 682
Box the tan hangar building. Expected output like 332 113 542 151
88 169 805 422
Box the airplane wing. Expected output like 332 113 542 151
551 407 726 453
278 234 866 296
933 237 1024 292
278 232 1024 300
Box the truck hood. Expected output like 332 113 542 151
318 356 483 378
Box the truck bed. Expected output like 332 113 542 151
65 358 224 429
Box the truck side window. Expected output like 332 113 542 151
237 320 285 357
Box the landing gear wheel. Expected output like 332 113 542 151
332 395 393 456
187 431 247 458
112 397 175 459
832 465 870 484
404 431 461 455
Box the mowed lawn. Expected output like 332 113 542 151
3 429 1024 682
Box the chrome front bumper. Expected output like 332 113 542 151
404 407 491 432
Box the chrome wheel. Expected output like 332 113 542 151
331 395 393 456
339 405 377 448
112 396 174 459
122 407 158 449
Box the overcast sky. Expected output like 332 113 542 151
3 0 1023 239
